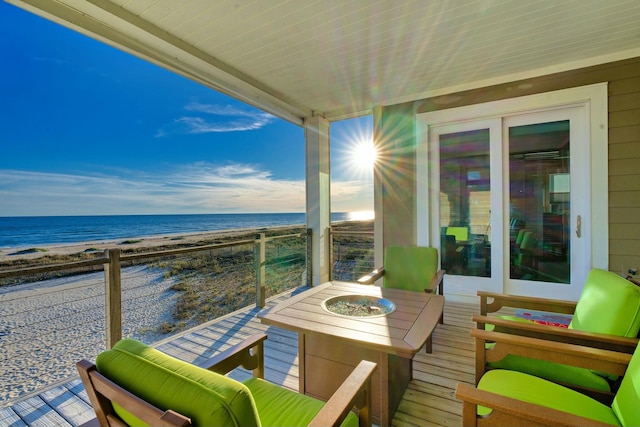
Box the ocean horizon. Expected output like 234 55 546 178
0 212 373 249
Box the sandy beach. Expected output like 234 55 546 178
0 264 180 405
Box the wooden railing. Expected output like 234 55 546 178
0 232 306 349
0 228 375 404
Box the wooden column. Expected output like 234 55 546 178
104 248 122 349
305 115 331 286
372 107 385 272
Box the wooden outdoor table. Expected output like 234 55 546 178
258 281 444 427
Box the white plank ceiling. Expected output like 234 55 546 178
8 0 640 124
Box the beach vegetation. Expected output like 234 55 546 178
9 247 49 256
120 239 143 245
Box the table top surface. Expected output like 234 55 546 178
258 281 444 358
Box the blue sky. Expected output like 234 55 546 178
0 2 374 217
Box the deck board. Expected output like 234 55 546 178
3 287 479 427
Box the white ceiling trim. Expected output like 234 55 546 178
386 46 640 108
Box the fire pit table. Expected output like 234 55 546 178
258 281 444 427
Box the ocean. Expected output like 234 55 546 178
0 213 358 249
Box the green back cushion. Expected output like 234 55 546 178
477 370 621 425
612 342 640 426
569 269 640 337
244 378 358 427
96 338 260 427
383 246 438 291
446 227 469 241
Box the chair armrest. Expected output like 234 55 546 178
197 333 267 378
357 267 384 285
477 290 576 315
77 360 192 427
308 360 377 427
472 329 632 382
455 382 615 427
426 269 445 295
473 315 639 353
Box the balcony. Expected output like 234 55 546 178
0 288 476 427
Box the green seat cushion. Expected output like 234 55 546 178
383 246 438 292
96 338 260 427
487 310 612 391
244 378 358 427
477 370 620 426
487 354 611 392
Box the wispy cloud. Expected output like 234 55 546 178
0 165 372 216
157 102 276 136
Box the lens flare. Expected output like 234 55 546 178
349 138 378 172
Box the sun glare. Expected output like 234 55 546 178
350 139 377 171
347 210 375 221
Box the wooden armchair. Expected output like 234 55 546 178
456 328 637 426
474 269 640 402
78 333 377 427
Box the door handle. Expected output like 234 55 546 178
576 215 582 238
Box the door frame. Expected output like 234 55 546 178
416 83 608 302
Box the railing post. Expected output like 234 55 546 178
306 228 313 287
255 233 266 308
328 227 334 281
103 249 122 349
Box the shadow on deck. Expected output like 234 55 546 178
0 287 477 427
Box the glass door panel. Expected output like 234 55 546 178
508 121 570 284
439 129 491 278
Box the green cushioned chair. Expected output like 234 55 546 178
475 269 640 402
77 334 377 427
455 329 640 426
357 245 445 352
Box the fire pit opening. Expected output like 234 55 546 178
321 294 396 318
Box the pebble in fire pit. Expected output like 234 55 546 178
322 294 396 317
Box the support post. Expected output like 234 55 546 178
305 116 331 286
328 226 334 281
306 228 313 287
255 233 266 307
104 248 122 349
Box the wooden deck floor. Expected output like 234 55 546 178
0 287 478 427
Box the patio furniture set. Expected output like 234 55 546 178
75 247 640 427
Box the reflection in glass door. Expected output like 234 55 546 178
439 129 491 278
509 121 570 284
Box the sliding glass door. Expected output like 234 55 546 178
417 85 607 300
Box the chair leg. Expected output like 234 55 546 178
439 282 444 324
424 335 433 353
